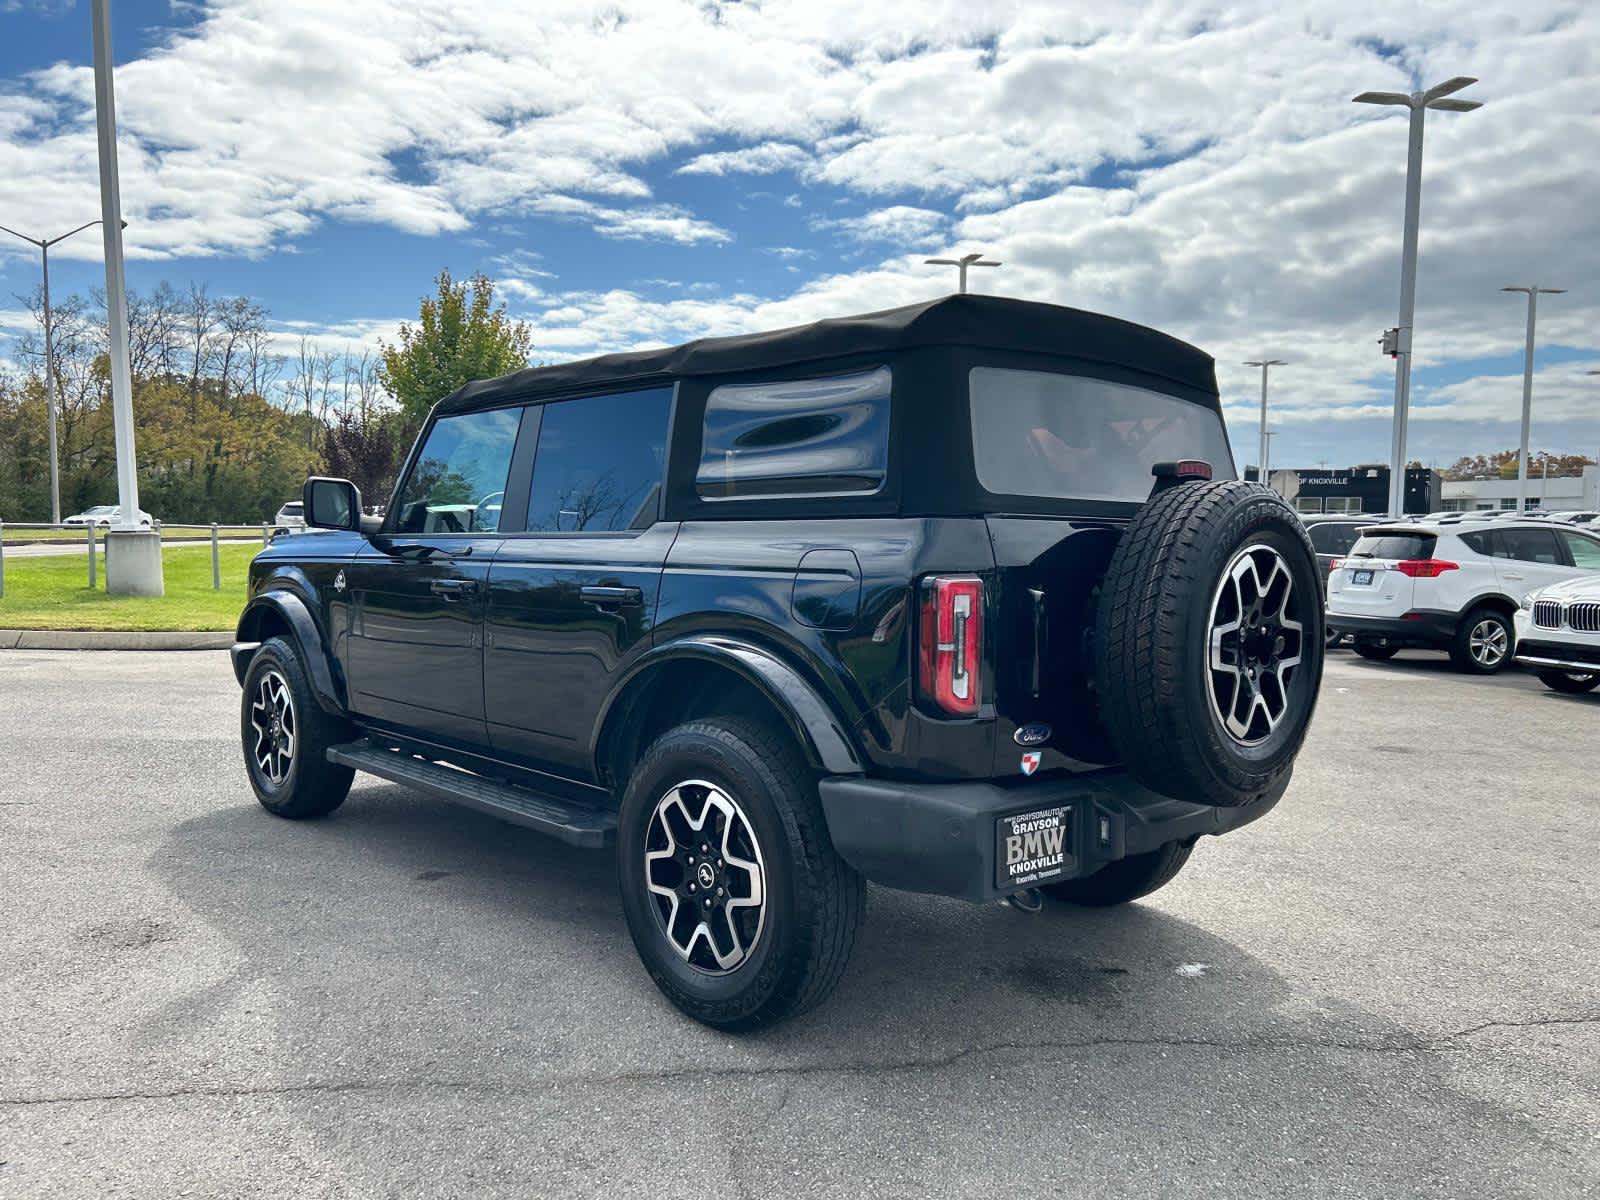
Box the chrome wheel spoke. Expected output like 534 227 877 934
251 670 296 786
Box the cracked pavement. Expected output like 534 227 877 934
1 648 1596 1197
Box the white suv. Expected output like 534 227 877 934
1326 520 1600 674
1515 575 1600 694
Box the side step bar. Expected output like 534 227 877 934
326 739 617 849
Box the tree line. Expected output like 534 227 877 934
0 271 531 525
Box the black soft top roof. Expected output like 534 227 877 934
436 293 1215 416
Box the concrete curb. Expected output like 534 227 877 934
0 629 232 651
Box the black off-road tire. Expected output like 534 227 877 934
1093 480 1324 808
1043 841 1194 907
1448 605 1514 675
240 636 354 819
617 716 865 1030
1537 669 1600 695
1353 640 1399 662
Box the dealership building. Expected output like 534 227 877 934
1244 466 1440 515
1244 464 1599 515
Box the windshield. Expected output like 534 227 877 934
968 367 1235 503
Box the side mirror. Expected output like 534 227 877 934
303 477 362 531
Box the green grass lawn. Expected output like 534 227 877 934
0 525 265 545
0 542 257 631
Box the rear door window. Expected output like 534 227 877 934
968 367 1235 503
1497 528 1562 564
1348 533 1436 560
696 366 890 499
526 387 673 533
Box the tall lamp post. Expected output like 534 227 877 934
0 219 109 523
1353 75 1482 517
91 0 162 595
924 251 1000 294
1501 285 1565 513
1244 359 1285 490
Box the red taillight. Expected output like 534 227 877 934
1328 558 1344 573
917 575 984 716
1394 559 1459 578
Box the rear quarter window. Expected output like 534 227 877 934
696 366 890 499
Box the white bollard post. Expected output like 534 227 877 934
88 524 97 589
211 523 221 590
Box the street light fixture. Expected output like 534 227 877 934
0 217 121 523
1501 285 1566 513
924 251 1000 294
1243 359 1286 491
1354 75 1483 516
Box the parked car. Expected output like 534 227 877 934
63 505 153 527
230 294 1327 1029
1513 575 1600 694
1300 515 1385 647
1327 520 1600 673
1544 511 1599 525
273 500 306 533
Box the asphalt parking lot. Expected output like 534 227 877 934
1 649 1596 1198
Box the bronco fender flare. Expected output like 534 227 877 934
591 634 865 779
233 588 347 716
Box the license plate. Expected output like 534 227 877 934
1351 569 1374 585
996 805 1072 889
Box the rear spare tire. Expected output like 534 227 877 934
1093 480 1324 808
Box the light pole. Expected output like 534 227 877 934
91 0 162 595
1501 285 1564 513
0 218 109 523
1354 75 1482 516
1263 430 1278 493
1243 359 1285 489
924 251 1000 294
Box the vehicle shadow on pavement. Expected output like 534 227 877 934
153 778 1339 1050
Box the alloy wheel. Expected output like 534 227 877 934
250 669 296 786
1207 544 1306 746
643 780 767 974
1469 619 1509 668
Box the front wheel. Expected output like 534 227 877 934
1537 669 1600 694
617 717 864 1030
240 637 354 818
1450 607 1513 675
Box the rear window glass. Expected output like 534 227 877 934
968 367 1235 503
697 366 890 499
1307 523 1362 555
1349 533 1436 560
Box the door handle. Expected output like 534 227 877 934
430 578 479 600
581 584 643 609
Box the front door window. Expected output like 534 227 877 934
393 407 521 534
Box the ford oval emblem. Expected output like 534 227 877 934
1013 723 1051 747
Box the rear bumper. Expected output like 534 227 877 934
818 769 1287 903
1325 608 1455 646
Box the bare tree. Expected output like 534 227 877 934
184 283 219 406
212 295 268 409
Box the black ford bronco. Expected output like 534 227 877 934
233 295 1324 1028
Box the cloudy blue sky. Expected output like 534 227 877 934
1 0 1597 470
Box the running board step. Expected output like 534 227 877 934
326 740 616 849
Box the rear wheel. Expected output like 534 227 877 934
240 637 354 818
1537 669 1600 694
1353 640 1399 662
1043 841 1193 907
1449 607 1513 675
617 716 864 1030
